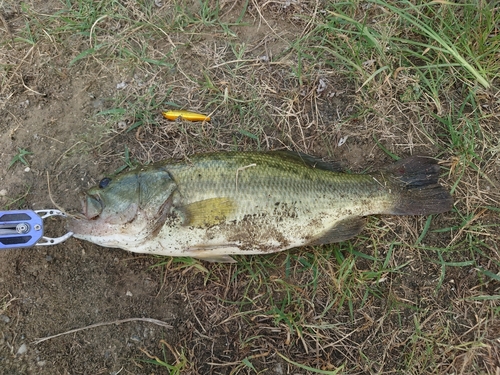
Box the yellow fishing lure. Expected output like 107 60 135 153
162 110 211 122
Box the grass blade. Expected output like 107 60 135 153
276 352 344 374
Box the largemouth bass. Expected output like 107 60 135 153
68 152 453 262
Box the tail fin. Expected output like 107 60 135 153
384 156 453 216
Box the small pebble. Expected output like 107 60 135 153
338 136 348 147
16 343 27 356
0 189 7 196
126 290 133 297
316 78 327 94
92 99 104 109
0 314 10 323
24 167 30 172
130 335 141 343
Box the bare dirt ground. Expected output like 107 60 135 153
1 1 499 374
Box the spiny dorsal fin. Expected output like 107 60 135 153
182 197 236 227
269 151 343 172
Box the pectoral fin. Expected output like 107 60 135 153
309 216 366 245
182 197 236 227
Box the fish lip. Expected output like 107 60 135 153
82 193 103 220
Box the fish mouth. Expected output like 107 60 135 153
66 194 104 236
82 193 103 220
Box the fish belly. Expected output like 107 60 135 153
139 199 377 259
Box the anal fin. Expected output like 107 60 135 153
309 216 366 246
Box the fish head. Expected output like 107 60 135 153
80 174 140 223
68 167 177 249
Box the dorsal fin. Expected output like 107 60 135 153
268 151 343 172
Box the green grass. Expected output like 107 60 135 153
8 147 32 169
139 340 190 374
314 1 496 89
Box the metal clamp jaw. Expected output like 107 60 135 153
0 209 73 250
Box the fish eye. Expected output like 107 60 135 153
99 177 112 189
